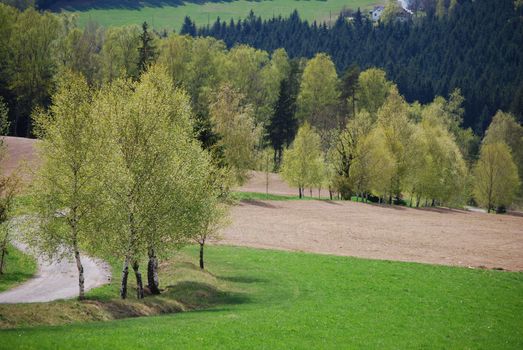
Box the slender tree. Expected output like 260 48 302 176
31 71 107 300
473 143 520 212
137 21 157 77
280 123 323 198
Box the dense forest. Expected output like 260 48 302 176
183 0 523 132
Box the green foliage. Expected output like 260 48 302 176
296 53 340 144
356 68 391 118
280 123 325 197
210 83 260 185
380 0 404 25
0 243 36 292
483 111 523 191
473 143 520 212
31 71 105 261
1 245 522 348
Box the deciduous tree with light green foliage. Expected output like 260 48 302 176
210 83 260 186
100 25 140 83
296 53 339 144
473 143 519 212
376 86 413 201
31 71 107 300
356 68 391 119
90 65 215 299
8 7 60 136
482 111 523 190
281 123 323 198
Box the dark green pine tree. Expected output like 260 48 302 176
267 62 300 168
137 22 157 77
180 16 196 36
340 64 360 121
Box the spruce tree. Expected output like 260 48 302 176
137 22 157 76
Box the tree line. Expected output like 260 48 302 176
185 0 523 133
278 59 521 211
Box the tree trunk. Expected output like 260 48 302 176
0 246 7 274
120 257 130 299
199 242 205 270
132 260 144 299
431 198 435 207
309 188 312 197
329 190 333 200
147 247 160 295
74 246 85 300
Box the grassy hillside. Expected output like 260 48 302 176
65 0 383 31
0 244 36 293
1 245 522 348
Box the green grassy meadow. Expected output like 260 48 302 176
0 244 36 293
70 0 382 31
1 245 522 349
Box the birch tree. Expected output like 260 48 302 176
31 71 107 299
280 123 323 198
92 65 215 298
473 143 519 212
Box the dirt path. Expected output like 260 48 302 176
0 220 111 304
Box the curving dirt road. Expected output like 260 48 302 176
0 224 111 304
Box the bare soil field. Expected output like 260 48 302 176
229 171 523 271
1 136 39 182
221 199 523 271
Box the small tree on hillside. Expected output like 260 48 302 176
473 143 520 212
280 123 323 198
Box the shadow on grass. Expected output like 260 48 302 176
164 280 250 309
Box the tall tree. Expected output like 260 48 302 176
91 66 213 299
137 21 157 76
31 71 107 299
280 123 323 198
482 111 523 187
296 53 340 145
266 60 300 168
210 84 260 185
340 64 360 120
8 7 60 136
356 68 392 119
473 143 520 212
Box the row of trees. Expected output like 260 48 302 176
28 66 229 299
279 63 521 211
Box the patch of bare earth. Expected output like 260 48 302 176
226 171 523 271
1 136 39 183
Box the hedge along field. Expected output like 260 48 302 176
71 0 382 31
2 245 522 349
